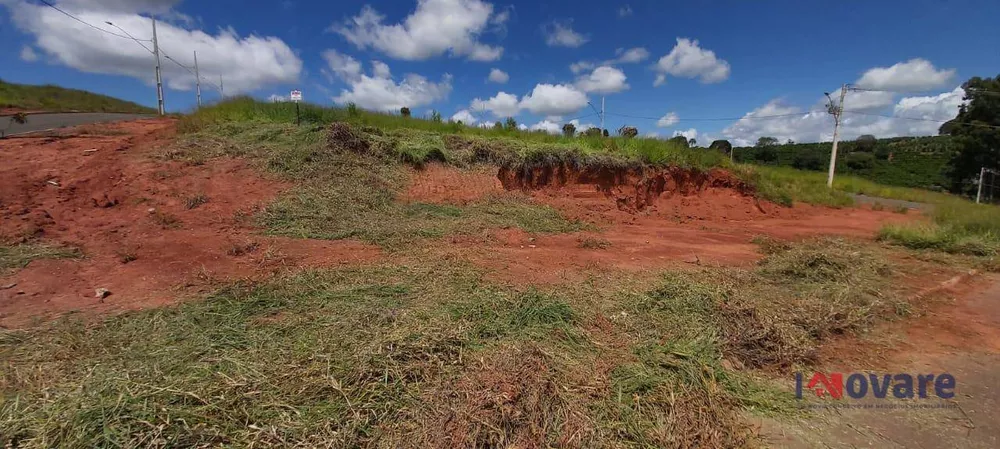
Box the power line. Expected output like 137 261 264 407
104 21 154 54
843 110 1000 130
160 50 223 92
37 0 152 41
605 110 828 122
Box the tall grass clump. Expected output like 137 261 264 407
879 199 1000 256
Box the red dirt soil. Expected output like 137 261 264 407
407 163 915 284
0 119 379 328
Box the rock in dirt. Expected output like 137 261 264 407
91 193 119 208
1 283 16 290
95 288 111 299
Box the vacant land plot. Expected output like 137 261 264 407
1 108 998 448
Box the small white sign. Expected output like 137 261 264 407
290 90 302 103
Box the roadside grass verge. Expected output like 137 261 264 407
0 237 912 447
878 197 1000 256
0 242 82 273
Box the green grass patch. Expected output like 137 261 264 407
878 195 1000 256
0 242 82 273
0 79 155 114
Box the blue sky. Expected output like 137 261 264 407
2 0 998 144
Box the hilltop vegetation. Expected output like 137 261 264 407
733 135 958 191
0 79 155 114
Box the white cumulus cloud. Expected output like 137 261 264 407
654 38 730 85
321 49 363 82
529 119 562 134
543 20 588 47
487 68 509 83
332 0 504 61
569 61 595 75
451 109 478 124
722 87 964 145
519 83 589 116
470 91 520 118
855 58 955 92
614 47 649 64
575 66 629 94
20 45 38 62
570 47 647 75
5 0 302 94
673 128 698 141
326 57 452 111
657 112 679 128
371 60 392 78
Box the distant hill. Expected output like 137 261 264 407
733 135 959 191
0 79 156 114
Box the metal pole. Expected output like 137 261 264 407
826 84 847 188
601 96 605 133
193 51 201 108
151 18 164 115
220 76 224 98
977 167 986 204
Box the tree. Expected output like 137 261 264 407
583 127 603 137
708 139 732 154
786 139 795 145
844 152 876 170
856 134 878 152
602 129 609 137
668 135 690 148
942 75 1000 193
562 122 577 137
504 117 518 131
430 110 442 123
756 146 778 164
400 107 411 118
688 138 697 147
756 136 779 147
792 151 827 171
493 121 503 130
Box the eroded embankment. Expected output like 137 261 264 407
497 162 769 218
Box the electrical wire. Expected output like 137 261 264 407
605 110 828 122
160 51 223 92
37 0 152 41
843 110 1000 130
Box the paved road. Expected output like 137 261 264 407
1 113 152 137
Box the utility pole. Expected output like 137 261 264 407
977 167 986 204
151 18 165 115
220 75 224 98
193 51 201 108
601 96 605 133
825 84 847 188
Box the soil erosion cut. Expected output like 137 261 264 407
498 162 766 215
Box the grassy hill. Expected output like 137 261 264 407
0 79 156 114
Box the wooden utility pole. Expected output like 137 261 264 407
826 84 847 188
